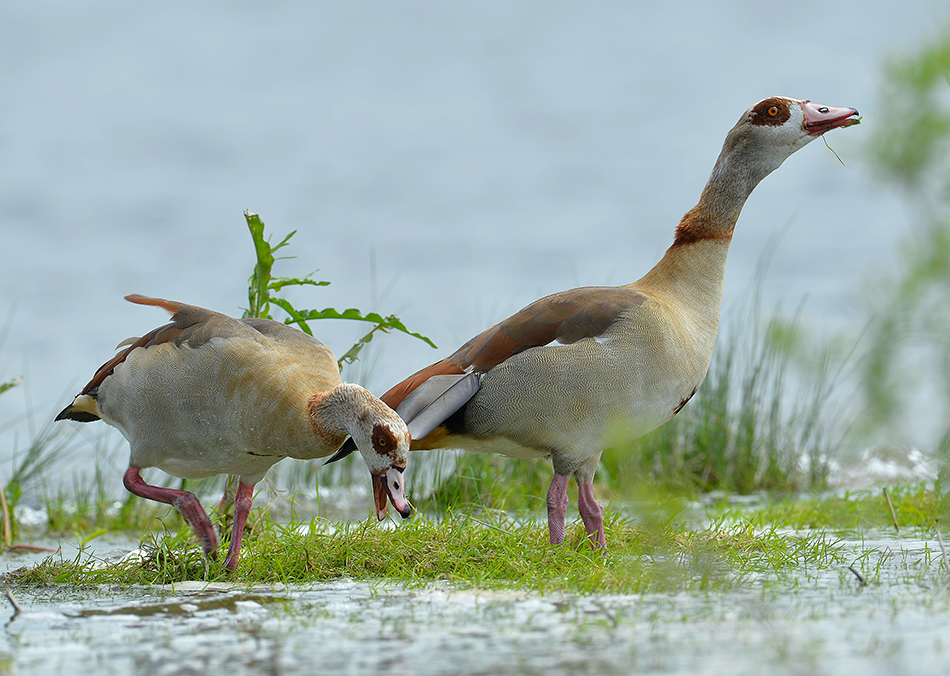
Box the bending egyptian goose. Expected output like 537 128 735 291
328 97 859 548
56 295 412 570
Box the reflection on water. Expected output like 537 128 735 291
1 532 948 675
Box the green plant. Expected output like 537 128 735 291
243 211 435 367
729 483 950 532
1 415 86 539
4 508 850 593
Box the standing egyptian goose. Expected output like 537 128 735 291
56 295 412 570
328 97 859 548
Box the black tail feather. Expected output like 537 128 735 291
324 436 357 464
54 406 100 423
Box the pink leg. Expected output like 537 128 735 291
224 480 255 571
124 467 219 559
546 474 570 545
576 480 606 549
217 475 236 515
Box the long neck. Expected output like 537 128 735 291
308 382 402 448
673 143 761 247
308 382 370 448
636 141 763 296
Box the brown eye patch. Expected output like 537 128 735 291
750 98 791 126
372 423 398 458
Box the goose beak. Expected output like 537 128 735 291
373 465 412 520
802 100 860 136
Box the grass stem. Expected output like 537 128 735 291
936 525 949 573
883 487 900 533
0 478 10 547
848 565 867 586
3 587 21 618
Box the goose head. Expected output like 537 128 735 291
312 383 413 520
350 415 413 521
711 96 860 197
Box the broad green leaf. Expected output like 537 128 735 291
289 307 437 348
270 297 314 335
245 211 276 319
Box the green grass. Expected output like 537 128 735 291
10 483 948 592
415 451 554 517
6 508 850 593
43 492 166 538
720 484 950 532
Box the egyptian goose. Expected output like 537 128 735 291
328 97 859 548
56 295 412 570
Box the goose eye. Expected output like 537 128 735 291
372 424 397 456
768 106 779 117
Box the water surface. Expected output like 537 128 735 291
2 531 948 675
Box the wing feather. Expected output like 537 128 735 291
78 295 240 395
379 285 646 439
450 286 645 371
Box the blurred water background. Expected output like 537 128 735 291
1 1 948 477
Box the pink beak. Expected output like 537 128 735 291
373 465 412 520
801 100 860 136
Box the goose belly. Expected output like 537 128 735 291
96 339 327 483
463 320 712 458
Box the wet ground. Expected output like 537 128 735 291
0 531 948 675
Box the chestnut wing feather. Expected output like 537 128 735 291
449 286 646 372
382 285 646 414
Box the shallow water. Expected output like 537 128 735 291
2 531 948 675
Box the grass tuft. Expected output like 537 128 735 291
727 484 950 532
6 507 850 594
